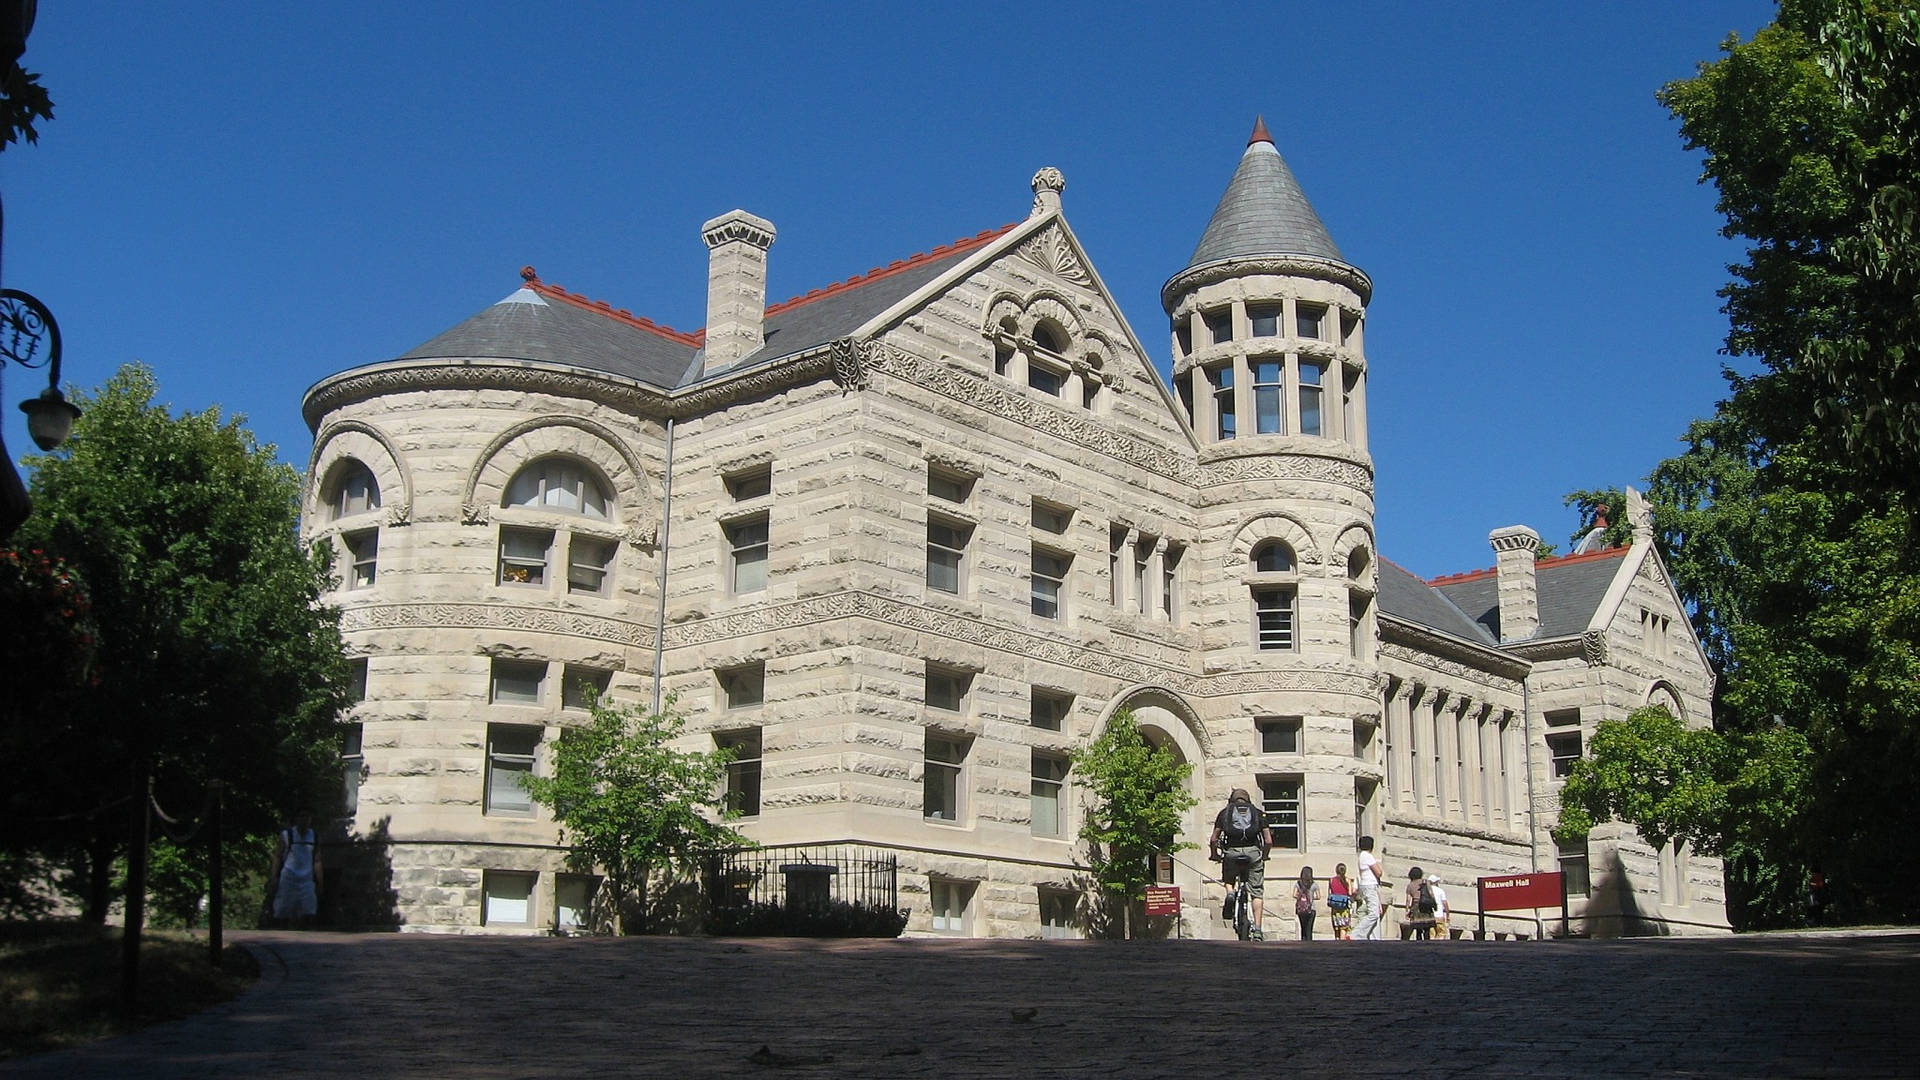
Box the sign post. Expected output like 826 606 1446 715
1144 885 1180 938
1476 872 1565 940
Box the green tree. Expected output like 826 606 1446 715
1555 706 1814 926
1070 709 1196 939
521 694 744 935
7 364 350 921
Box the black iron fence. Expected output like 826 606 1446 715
705 843 904 937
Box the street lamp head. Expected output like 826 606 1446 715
21 384 77 450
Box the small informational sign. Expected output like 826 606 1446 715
1478 872 1564 911
1143 885 1180 917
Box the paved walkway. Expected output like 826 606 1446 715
4 930 1915 1078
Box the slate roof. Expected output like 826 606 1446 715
1186 121 1344 269
1430 547 1631 642
1378 558 1497 645
389 225 1017 392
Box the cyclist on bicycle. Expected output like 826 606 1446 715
1208 787 1272 940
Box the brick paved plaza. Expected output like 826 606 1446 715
3 930 1914 1078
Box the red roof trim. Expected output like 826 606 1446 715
513 221 1018 350
764 223 1020 316
522 279 705 346
1427 545 1628 586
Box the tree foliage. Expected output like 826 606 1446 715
6 364 350 920
1070 709 1196 937
521 694 744 934
1567 2 1920 927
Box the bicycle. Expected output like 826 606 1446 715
1213 849 1258 941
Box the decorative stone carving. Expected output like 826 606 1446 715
1582 630 1610 668
339 602 658 649
829 337 869 390
1015 224 1094 288
460 502 491 526
1029 167 1066 217
1162 253 1373 309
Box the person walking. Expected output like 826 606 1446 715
1352 836 1386 940
1292 866 1321 941
271 808 324 929
1403 866 1437 941
1428 874 1451 941
1328 863 1354 940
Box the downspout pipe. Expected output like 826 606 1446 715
1521 677 1542 940
651 415 676 713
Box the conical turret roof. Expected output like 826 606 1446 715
1185 118 1343 268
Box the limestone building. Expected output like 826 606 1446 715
301 121 1725 938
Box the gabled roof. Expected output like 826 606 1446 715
1378 558 1496 645
1429 547 1631 641
391 225 1018 391
1185 118 1344 269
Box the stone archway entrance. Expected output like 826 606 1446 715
1103 695 1213 937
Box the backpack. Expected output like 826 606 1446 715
1222 801 1261 845
1295 886 1314 916
1416 881 1437 916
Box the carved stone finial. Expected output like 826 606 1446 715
1030 167 1066 217
1625 485 1654 543
520 266 538 282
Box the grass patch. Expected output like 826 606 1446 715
0 921 258 1061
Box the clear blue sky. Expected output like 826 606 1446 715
4 1 1773 579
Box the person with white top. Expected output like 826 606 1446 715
1352 835 1386 940
1428 874 1451 941
271 808 324 928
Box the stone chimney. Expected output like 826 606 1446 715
1489 525 1540 642
701 209 777 374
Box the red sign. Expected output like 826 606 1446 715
1478 872 1564 911
1144 885 1180 917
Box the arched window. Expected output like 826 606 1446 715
1032 322 1068 355
1347 546 1370 581
1252 540 1294 574
327 460 381 521
504 458 611 520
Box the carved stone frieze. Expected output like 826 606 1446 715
339 602 657 649
1162 253 1374 310
1379 624 1528 688
1582 630 1610 668
303 362 664 430
1201 451 1374 492
829 338 870 390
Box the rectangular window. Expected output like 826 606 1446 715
1032 547 1069 619
924 734 968 822
482 870 537 927
1039 889 1079 939
1299 361 1325 436
567 536 616 596
555 874 599 935
1031 688 1072 732
1175 323 1192 358
927 469 973 504
1109 526 1126 605
1209 365 1236 439
1161 545 1182 619
347 657 369 703
1254 588 1296 650
725 516 769 595
1558 839 1591 897
1296 304 1325 340
1248 304 1280 337
486 723 541 817
717 728 762 817
1547 731 1584 778
1353 718 1376 760
1176 373 1195 425
1259 716 1302 754
1355 778 1378 847
498 527 552 587
1260 776 1303 851
1253 360 1284 434
725 465 772 502
341 722 364 818
1031 500 1072 535
925 666 971 713
490 659 546 706
1028 362 1063 397
561 664 612 711
1349 592 1369 659
1031 752 1068 837
342 529 378 588
719 662 766 709
1343 367 1361 446
1205 308 1233 344
1134 539 1153 616
927 517 971 595
930 878 973 933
